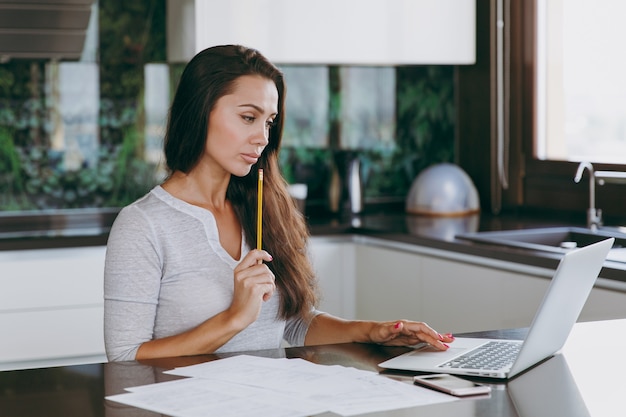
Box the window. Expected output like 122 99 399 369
517 0 626 220
458 0 626 219
537 0 626 163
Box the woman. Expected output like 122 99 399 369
104 45 454 362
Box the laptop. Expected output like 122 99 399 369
378 237 614 379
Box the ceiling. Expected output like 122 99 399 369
0 0 95 60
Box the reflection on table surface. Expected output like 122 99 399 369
1 320 626 416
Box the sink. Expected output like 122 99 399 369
456 226 626 262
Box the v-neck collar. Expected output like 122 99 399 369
151 185 247 265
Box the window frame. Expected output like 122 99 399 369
516 0 626 222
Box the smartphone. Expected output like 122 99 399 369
413 374 491 397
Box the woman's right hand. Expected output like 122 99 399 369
227 249 276 329
134 249 276 360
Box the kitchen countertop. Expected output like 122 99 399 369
305 210 626 283
2 207 625 281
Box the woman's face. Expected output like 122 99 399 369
203 75 278 177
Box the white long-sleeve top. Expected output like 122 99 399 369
104 186 316 362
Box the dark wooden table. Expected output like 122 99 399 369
1 321 624 416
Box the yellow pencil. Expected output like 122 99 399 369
257 168 263 251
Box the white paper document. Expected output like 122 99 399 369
111 377 326 417
106 354 457 417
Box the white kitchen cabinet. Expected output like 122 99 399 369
354 244 423 322
1 233 623 371
0 246 107 370
354 243 549 333
352 239 626 335
581 285 626 322
0 237 354 370
169 0 476 65
308 237 356 319
418 256 549 333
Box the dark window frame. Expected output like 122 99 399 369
518 0 626 223
459 0 626 224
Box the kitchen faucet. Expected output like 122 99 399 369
574 162 626 231
574 161 602 231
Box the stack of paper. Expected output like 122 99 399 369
106 354 457 417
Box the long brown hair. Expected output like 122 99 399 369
163 45 318 319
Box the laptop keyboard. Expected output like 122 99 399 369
439 341 522 371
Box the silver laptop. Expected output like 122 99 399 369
379 238 613 379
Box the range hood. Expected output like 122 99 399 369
0 0 95 60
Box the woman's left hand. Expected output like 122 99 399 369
369 320 454 351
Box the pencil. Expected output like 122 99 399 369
257 168 263 251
